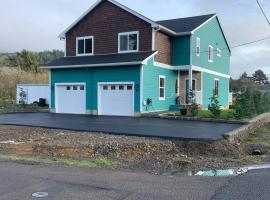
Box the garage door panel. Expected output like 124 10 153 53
99 84 134 116
56 84 86 114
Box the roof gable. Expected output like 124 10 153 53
59 0 158 38
192 15 231 53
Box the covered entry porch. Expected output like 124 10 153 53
176 67 203 107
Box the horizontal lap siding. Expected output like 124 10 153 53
50 66 141 112
192 17 230 75
142 59 178 112
202 72 229 109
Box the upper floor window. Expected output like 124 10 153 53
196 37 200 56
76 36 94 56
118 31 139 53
217 48 222 57
208 45 213 63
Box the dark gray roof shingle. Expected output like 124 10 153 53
43 51 156 68
156 14 216 33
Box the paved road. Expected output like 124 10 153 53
0 161 269 200
212 169 270 200
0 161 229 200
0 113 242 141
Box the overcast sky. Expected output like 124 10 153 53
0 0 269 78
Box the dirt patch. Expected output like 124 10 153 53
0 125 268 174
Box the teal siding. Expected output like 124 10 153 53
50 66 141 112
192 17 230 75
202 72 229 109
172 36 191 66
142 59 178 112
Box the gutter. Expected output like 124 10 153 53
41 61 143 69
41 51 158 69
158 25 192 36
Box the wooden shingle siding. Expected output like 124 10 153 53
66 1 152 56
154 31 172 65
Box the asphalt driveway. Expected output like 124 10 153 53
0 113 242 141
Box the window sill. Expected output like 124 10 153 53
76 53 94 56
159 98 166 101
118 50 139 54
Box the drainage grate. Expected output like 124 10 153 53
32 192 48 198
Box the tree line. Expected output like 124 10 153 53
230 69 269 92
230 69 270 119
3 50 64 73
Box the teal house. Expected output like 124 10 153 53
43 0 231 116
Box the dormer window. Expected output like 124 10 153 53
118 31 139 53
76 36 94 56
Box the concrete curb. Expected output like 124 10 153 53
223 113 270 142
143 113 247 125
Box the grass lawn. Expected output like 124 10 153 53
196 109 236 119
246 127 270 148
173 109 237 120
0 99 13 108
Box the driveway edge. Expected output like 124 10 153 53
223 113 270 142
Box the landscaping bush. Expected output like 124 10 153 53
188 103 199 117
234 87 270 119
187 90 198 116
208 91 221 117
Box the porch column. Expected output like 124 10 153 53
188 68 193 91
188 68 193 104
177 70 180 95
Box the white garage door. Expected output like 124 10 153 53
55 84 86 114
98 83 134 116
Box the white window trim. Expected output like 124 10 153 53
214 78 219 96
76 36 94 56
159 75 166 101
217 48 222 57
118 31 139 53
196 37 200 56
208 45 213 63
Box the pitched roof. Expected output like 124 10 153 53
42 51 157 69
156 14 216 33
59 0 216 38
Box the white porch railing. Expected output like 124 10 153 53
195 91 202 105
229 92 233 105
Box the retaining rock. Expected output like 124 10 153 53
223 113 270 143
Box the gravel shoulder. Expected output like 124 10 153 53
0 125 269 174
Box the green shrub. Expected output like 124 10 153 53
208 91 221 117
233 87 270 119
188 103 199 117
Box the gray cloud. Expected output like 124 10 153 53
0 0 269 78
